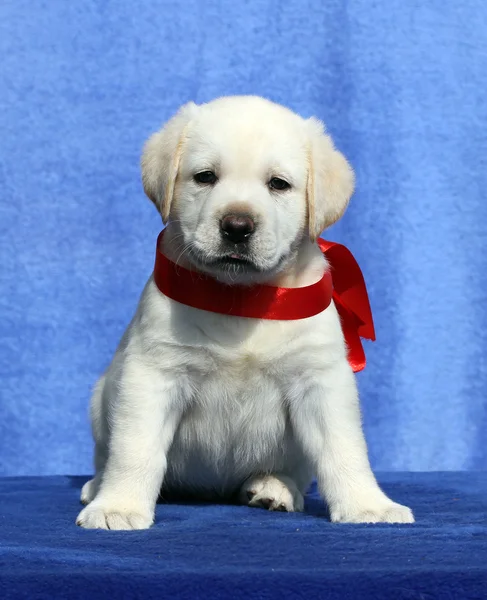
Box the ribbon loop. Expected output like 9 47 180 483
318 239 376 371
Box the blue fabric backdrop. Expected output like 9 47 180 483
0 0 486 476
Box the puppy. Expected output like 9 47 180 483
77 96 414 530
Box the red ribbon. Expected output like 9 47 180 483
317 239 376 372
153 231 375 372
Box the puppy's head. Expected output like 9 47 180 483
142 96 354 285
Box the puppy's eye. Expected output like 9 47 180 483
194 171 217 185
268 177 291 191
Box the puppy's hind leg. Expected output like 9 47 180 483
80 376 108 505
80 445 106 505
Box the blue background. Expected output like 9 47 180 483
0 1 486 476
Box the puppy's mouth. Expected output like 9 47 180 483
190 250 263 273
212 252 261 269
187 245 295 284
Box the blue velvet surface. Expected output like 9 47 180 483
0 2 486 476
0 473 486 599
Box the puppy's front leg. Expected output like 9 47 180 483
76 362 186 530
290 362 414 523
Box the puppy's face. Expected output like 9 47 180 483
174 102 310 282
142 97 354 285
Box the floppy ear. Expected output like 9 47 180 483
306 117 355 241
141 102 198 223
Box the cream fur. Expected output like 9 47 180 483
77 96 414 530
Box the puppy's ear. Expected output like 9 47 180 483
141 102 198 223
306 117 355 241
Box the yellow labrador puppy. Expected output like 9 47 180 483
77 96 414 530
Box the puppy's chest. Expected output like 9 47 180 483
177 351 289 463
183 337 291 422
180 321 324 400
191 339 293 388
169 313 328 405
169 320 320 461
196 346 283 399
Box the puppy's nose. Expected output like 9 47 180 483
220 214 255 244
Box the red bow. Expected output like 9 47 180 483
318 239 376 372
153 232 375 372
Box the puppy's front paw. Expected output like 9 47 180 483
76 501 154 530
330 498 414 524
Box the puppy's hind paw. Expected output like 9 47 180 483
80 478 98 505
239 474 304 512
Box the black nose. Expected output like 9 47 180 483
220 214 255 244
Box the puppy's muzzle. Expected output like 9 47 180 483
220 214 255 244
